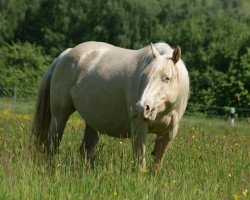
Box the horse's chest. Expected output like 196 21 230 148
149 114 172 134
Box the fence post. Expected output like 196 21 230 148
230 107 235 126
13 86 17 112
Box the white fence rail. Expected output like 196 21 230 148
187 103 250 120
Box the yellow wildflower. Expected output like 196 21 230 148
243 189 248 197
233 194 239 200
113 191 117 196
24 114 31 120
228 173 232 178
192 134 195 139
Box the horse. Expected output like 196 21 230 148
32 41 189 172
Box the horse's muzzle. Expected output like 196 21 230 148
135 101 156 121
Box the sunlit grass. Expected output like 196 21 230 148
0 109 249 199
0 97 35 114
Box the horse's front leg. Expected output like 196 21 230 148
152 111 179 173
132 118 148 172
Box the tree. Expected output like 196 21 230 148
0 0 39 43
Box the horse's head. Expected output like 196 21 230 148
136 44 180 121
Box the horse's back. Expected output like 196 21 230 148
68 41 135 60
69 41 113 57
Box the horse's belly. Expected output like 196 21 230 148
82 106 131 137
71 85 131 137
85 108 131 137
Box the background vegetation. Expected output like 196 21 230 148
0 1 249 199
0 0 250 109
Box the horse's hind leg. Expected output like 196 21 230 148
80 124 99 166
47 113 72 154
47 96 75 154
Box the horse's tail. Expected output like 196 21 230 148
32 59 58 150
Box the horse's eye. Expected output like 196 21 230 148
162 76 170 83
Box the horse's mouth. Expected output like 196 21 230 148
142 112 157 122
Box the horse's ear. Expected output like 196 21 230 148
151 43 160 58
172 46 181 64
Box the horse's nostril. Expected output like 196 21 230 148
136 101 154 120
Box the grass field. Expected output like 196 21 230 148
0 104 249 199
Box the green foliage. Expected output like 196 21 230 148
168 14 250 110
0 0 249 111
0 42 51 97
16 0 161 55
224 48 250 108
0 0 40 42
0 0 26 42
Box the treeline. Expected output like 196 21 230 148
0 0 250 113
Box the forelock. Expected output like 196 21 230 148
138 43 173 72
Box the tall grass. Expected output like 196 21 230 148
0 97 35 114
0 109 249 199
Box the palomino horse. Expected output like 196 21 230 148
32 41 189 172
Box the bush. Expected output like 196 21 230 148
0 42 51 97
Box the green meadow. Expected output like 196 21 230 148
0 106 249 200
